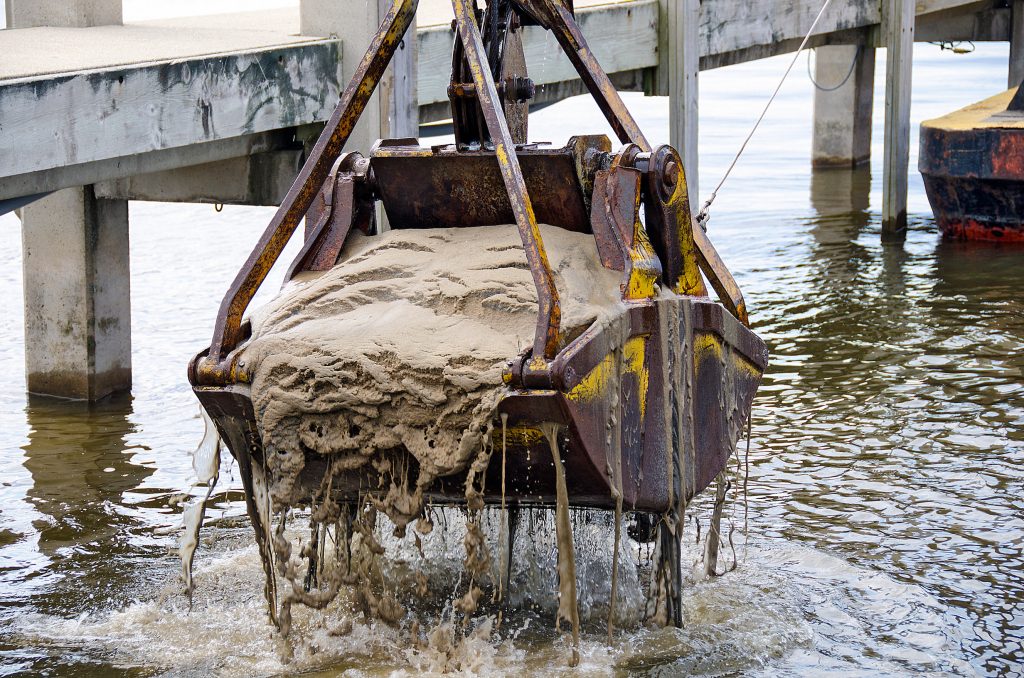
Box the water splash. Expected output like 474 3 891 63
179 407 222 601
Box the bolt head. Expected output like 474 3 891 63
664 160 679 188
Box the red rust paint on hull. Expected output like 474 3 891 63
919 88 1024 243
939 216 1024 243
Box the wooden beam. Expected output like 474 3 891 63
0 43 343 182
94 150 304 205
699 0 878 64
0 131 296 202
915 2 1010 42
1012 0 1024 87
668 0 700 212
882 0 915 240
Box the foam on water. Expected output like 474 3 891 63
12 516 973 676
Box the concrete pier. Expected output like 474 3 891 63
811 45 876 168
10 0 132 399
21 188 132 400
0 0 1016 398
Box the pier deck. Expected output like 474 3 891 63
0 0 1018 400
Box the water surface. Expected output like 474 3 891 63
0 38 1020 677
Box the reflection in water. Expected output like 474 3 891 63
0 396 163 675
744 166 1024 675
25 395 146 548
19 395 156 614
1 42 1022 677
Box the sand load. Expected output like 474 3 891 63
240 223 622 530
187 3 767 661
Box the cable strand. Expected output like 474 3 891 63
696 0 835 227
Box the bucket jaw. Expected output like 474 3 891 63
188 0 768 630
190 136 768 513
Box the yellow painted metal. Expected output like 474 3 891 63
567 334 650 420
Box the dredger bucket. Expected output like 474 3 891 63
191 133 768 516
189 0 767 531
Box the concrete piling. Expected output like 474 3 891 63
21 188 132 400
811 44 876 168
11 0 131 400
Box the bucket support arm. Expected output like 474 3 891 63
195 0 752 389
196 0 419 384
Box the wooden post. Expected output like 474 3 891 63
665 0 700 214
882 0 914 241
1010 0 1024 88
811 44 876 167
378 0 419 139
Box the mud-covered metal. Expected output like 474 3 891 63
188 0 768 628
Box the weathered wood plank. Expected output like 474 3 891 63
0 42 343 180
94 150 303 205
1011 0 1024 86
0 131 295 202
380 0 419 139
699 0 879 62
882 0 915 239
668 0 700 210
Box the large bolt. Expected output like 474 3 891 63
502 76 536 102
663 160 680 189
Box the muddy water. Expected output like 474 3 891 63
0 41 1021 676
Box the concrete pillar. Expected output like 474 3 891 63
811 45 876 168
12 0 131 400
300 0 418 153
21 188 132 400
882 0 914 241
665 0 700 213
5 0 121 28
1010 0 1024 88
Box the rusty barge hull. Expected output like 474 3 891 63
920 86 1024 242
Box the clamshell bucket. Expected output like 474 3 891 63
188 0 767 627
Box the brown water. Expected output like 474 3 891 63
1 44 1021 676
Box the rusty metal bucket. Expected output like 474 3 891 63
188 0 767 626
191 135 767 514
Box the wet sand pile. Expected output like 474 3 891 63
240 224 622 529
234 224 622 659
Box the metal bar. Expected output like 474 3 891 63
692 225 749 327
452 0 562 359
531 0 748 321
202 0 420 373
530 0 651 151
